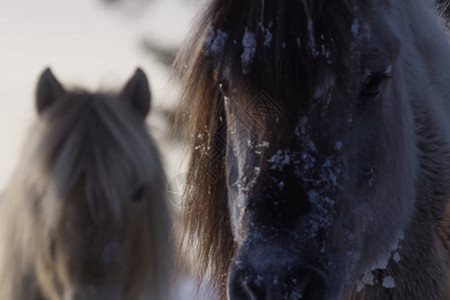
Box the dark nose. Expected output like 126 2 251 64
228 264 327 300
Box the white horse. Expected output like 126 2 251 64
176 0 450 299
0 69 172 300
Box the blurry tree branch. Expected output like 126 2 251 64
141 39 178 67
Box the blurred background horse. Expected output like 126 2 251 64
0 68 172 299
176 0 450 299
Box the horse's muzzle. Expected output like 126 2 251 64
228 262 328 300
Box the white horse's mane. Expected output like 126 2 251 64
396 0 450 138
26 93 165 221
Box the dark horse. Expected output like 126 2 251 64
0 69 172 299
176 0 450 299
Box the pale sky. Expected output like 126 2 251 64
0 0 196 188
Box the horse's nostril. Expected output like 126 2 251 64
294 267 327 299
229 267 265 300
229 265 327 300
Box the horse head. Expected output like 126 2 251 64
177 0 450 299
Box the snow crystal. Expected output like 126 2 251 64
300 151 316 171
305 139 317 153
306 190 335 237
236 194 248 216
361 271 375 286
351 19 360 38
382 276 395 289
255 275 264 286
204 27 228 63
308 19 313 31
241 28 257 74
235 259 245 269
385 65 392 75
266 116 341 238
365 229 404 278
264 30 272 47
259 22 273 47
291 290 303 299
296 116 308 136
369 254 390 271
307 19 319 56
289 116 342 237
321 44 330 60
256 141 270 148
205 26 216 48
356 280 365 292
313 73 335 102
211 29 228 57
247 138 254 147
269 150 291 171
335 141 343 151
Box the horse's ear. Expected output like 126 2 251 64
36 68 65 115
121 68 151 119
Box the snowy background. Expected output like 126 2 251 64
0 0 197 189
0 0 212 298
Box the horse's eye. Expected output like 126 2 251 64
362 73 389 97
132 185 147 203
218 79 230 98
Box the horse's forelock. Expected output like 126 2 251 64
27 93 165 222
205 0 358 116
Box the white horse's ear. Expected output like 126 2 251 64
36 68 65 115
121 68 151 119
